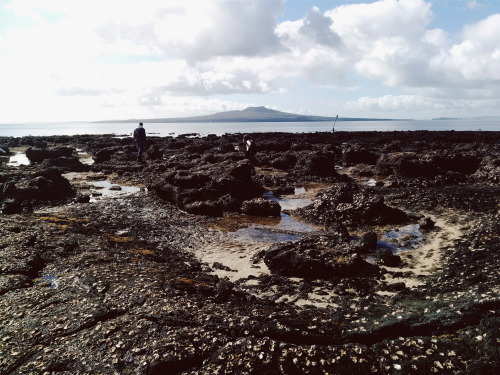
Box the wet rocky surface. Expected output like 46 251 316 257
0 131 499 374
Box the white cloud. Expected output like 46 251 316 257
450 14 500 79
327 0 434 51
299 7 341 48
347 93 500 118
346 95 445 112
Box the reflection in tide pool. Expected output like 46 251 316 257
265 188 313 211
276 198 312 211
77 150 95 165
230 212 316 243
230 224 303 243
377 224 425 252
275 212 316 233
7 152 30 166
223 189 317 244
3 149 93 167
34 275 59 289
90 180 142 201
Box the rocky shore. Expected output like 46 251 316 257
0 130 498 374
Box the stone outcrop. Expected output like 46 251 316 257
241 197 281 217
149 160 265 216
26 146 74 163
295 182 409 228
0 167 74 211
262 230 378 279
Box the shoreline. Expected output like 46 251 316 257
1 121 500 138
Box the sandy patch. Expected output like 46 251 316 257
381 213 464 288
194 237 271 282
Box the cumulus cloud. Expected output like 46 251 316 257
299 7 341 48
89 0 286 62
321 0 500 108
447 14 500 80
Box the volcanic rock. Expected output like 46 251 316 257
241 198 281 217
296 182 408 228
25 146 73 163
263 233 378 279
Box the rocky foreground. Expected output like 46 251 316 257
0 130 499 374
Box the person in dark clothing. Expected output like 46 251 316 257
133 122 147 162
244 134 258 157
243 134 257 175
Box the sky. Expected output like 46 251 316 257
1 0 500 122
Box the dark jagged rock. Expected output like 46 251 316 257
351 231 378 253
419 216 435 230
25 146 74 163
241 197 281 217
376 248 403 267
41 156 90 172
1 198 22 214
184 200 223 217
269 154 297 170
92 147 120 163
296 154 337 177
74 194 91 204
263 234 379 280
296 182 409 228
0 167 75 211
260 224 380 280
150 160 264 214
342 144 379 165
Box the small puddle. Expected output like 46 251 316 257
77 149 94 165
377 224 425 252
63 172 144 202
197 183 440 308
34 275 59 289
2 148 93 167
267 189 312 211
89 180 142 201
6 151 30 166
228 214 311 244
219 189 316 243
365 223 426 265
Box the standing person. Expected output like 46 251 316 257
243 134 257 175
133 122 147 162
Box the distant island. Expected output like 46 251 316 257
432 116 500 121
97 106 397 123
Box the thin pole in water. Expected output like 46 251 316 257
333 115 338 133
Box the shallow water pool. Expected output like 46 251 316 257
89 180 142 201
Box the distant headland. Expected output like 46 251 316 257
97 106 397 123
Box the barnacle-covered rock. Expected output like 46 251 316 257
241 198 281 217
296 182 409 228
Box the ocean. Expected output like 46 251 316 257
1 119 499 138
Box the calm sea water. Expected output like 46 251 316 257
0 120 499 138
